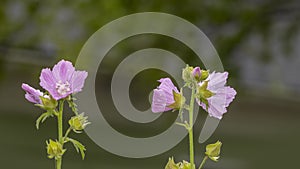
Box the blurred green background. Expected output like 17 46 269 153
1 0 300 168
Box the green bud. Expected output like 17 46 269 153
165 157 180 169
165 157 195 169
40 95 58 110
69 113 90 133
205 140 222 162
200 70 209 81
46 139 66 159
167 90 185 110
180 161 194 169
182 65 194 84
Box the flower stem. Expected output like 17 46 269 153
189 87 196 169
56 100 64 169
63 127 72 141
198 156 208 169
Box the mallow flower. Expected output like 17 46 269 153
39 60 88 100
21 83 43 104
151 78 182 113
197 72 236 119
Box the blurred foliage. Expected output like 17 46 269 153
0 0 299 79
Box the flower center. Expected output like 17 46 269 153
56 81 71 96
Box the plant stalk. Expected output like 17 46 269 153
56 100 64 169
198 156 208 169
189 87 196 169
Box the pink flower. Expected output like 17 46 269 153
39 60 88 100
197 72 237 119
151 78 179 113
21 83 43 104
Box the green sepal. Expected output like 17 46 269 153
199 97 209 111
165 157 180 169
177 88 186 121
180 160 194 169
165 157 195 169
168 90 185 110
46 139 66 160
199 81 214 98
205 140 222 162
200 70 209 81
66 137 86 160
68 113 90 133
36 110 55 129
196 81 215 110
40 95 58 110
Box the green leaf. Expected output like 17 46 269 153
35 111 54 129
66 137 86 160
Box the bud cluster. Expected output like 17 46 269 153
46 139 66 160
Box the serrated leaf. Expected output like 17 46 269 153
35 111 54 129
67 137 86 160
67 97 79 115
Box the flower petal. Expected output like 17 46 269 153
39 68 56 94
207 72 228 91
71 70 88 93
223 86 237 107
52 60 75 82
151 89 172 113
197 89 227 119
158 78 179 93
21 83 43 104
207 93 227 119
157 78 179 106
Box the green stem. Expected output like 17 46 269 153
198 156 208 169
56 100 64 169
189 87 196 169
63 127 72 142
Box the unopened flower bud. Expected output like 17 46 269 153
192 67 201 82
68 113 90 132
46 139 66 159
165 157 180 169
182 65 194 84
205 140 222 162
165 157 195 169
180 160 194 169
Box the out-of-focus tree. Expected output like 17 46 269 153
0 0 299 80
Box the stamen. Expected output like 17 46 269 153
56 80 71 96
